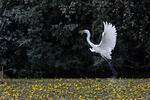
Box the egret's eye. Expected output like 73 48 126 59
79 30 85 34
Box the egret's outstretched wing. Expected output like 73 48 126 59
98 22 117 54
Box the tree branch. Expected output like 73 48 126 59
0 0 8 16
0 0 8 34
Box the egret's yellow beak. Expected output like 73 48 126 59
79 30 84 34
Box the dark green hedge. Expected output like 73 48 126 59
0 0 150 78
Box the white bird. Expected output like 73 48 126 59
79 22 118 77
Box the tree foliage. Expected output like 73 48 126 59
0 0 150 78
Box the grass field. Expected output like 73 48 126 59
0 78 150 99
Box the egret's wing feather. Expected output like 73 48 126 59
98 22 117 58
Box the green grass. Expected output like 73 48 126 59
0 78 150 99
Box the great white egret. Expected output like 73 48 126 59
79 22 118 77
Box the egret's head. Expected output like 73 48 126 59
79 30 90 35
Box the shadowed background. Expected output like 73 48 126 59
0 0 150 78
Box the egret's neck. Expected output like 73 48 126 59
86 31 94 47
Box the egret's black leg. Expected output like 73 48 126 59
102 56 118 78
107 61 118 78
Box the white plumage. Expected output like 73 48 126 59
79 22 117 60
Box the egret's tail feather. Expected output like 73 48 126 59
102 52 112 59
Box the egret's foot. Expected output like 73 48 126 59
90 48 95 52
111 71 118 78
111 75 118 78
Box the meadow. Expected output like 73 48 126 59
0 78 150 100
